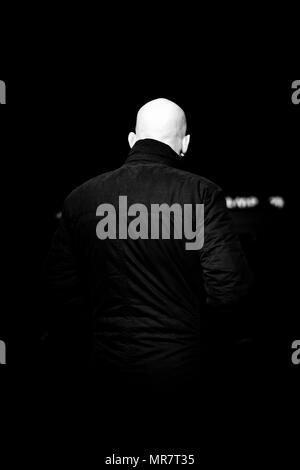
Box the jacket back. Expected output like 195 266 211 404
45 139 252 380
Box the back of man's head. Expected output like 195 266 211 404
128 98 190 156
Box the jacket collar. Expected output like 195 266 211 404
125 138 182 168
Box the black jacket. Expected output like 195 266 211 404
44 139 252 379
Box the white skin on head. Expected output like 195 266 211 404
128 98 190 156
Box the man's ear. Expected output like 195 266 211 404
182 134 190 155
128 132 137 149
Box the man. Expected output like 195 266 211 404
44 98 252 385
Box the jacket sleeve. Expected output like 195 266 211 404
42 201 87 359
199 187 253 309
44 203 84 308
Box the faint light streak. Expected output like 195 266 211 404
226 196 259 209
269 196 285 209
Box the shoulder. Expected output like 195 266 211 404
171 166 224 198
62 169 117 217
66 169 115 202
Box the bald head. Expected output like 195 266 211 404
128 98 190 156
